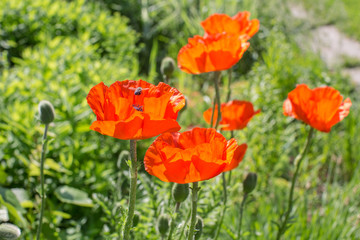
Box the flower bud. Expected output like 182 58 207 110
0 223 21 240
38 100 55 124
160 57 175 79
243 172 257 194
156 214 169 237
172 183 189 203
194 216 203 240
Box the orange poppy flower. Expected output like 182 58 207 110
144 128 247 183
201 11 259 39
87 80 185 140
283 84 352 132
177 33 249 74
203 100 260 130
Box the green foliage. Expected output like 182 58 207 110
0 0 139 66
0 0 140 238
1 0 359 239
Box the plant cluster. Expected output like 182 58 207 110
1 0 359 239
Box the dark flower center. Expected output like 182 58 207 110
134 87 142 95
132 104 143 112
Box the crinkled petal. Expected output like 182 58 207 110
144 128 247 183
284 84 351 132
224 141 247 171
178 34 249 74
86 82 108 121
89 115 143 140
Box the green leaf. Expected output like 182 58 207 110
0 187 24 214
54 186 94 207
10 188 33 209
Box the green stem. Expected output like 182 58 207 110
227 131 234 185
214 173 227 240
226 69 232 102
163 75 170 84
276 127 314 240
210 98 216 128
213 71 222 129
167 202 181 240
237 193 248 239
187 182 199 240
179 210 191 240
36 124 49 240
123 140 138 240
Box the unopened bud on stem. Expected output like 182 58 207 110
38 100 55 124
0 223 21 240
160 57 175 80
243 172 257 194
172 183 189 203
157 214 170 237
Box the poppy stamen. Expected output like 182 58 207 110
134 87 142 95
132 104 143 112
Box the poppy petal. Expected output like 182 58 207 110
284 84 351 132
203 100 259 130
224 141 247 171
178 34 249 74
87 80 185 140
89 115 143 140
144 128 247 183
142 116 181 139
201 11 260 38
86 82 108 121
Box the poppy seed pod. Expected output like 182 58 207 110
172 183 189 203
156 214 170 237
38 100 55 124
0 223 21 240
243 172 257 194
160 57 175 78
194 216 204 240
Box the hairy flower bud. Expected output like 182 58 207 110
243 172 257 194
194 216 203 240
160 57 175 79
172 183 189 203
38 100 55 124
0 223 21 240
157 214 169 237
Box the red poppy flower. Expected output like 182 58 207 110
144 128 247 184
87 80 185 140
283 84 352 132
203 100 260 130
177 33 249 74
201 11 259 39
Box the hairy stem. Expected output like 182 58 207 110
123 140 138 240
226 69 232 102
237 193 248 239
187 182 199 240
213 71 222 129
167 202 181 240
276 127 314 240
179 210 191 240
214 173 228 240
36 124 49 240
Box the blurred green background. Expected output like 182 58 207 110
0 0 359 239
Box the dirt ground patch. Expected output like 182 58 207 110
290 4 360 85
